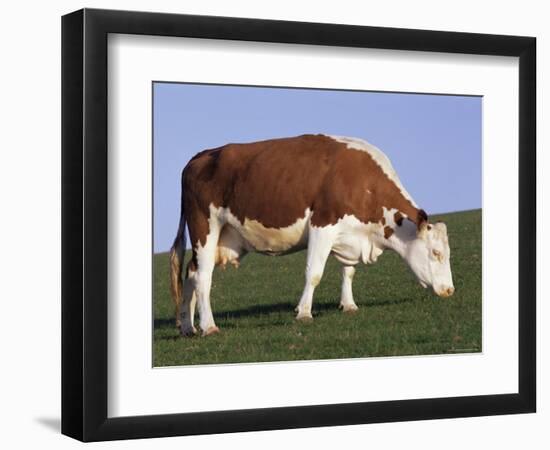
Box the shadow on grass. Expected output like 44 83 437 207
154 297 415 331
213 297 414 319
215 301 299 318
154 318 177 329
363 297 415 308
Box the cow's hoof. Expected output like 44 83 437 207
202 326 220 337
341 304 359 314
175 320 182 329
180 326 197 337
296 314 313 323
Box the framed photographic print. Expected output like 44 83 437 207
61 8 536 442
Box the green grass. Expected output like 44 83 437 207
153 209 481 366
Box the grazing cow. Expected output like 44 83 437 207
169 134 454 337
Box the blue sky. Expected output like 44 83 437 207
153 82 481 253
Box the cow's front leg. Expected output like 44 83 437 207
339 265 359 313
296 225 336 321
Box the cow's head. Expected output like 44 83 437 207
405 217 454 298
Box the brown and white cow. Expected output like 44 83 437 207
169 134 454 336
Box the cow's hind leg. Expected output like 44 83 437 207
295 225 336 321
179 260 198 336
193 218 223 337
339 265 359 313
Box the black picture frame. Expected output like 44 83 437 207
61 8 536 442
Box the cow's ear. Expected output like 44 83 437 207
417 209 429 238
417 209 428 229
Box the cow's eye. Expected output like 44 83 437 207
432 249 442 259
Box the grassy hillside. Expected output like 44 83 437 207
153 209 481 366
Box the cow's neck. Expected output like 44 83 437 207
377 220 417 258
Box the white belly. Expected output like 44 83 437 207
215 208 311 266
213 206 383 267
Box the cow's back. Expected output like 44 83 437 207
183 134 338 229
182 134 420 250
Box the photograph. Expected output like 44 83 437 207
153 82 482 366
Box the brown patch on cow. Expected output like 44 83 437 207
381 217 386 225
384 226 394 239
180 134 425 248
394 211 404 226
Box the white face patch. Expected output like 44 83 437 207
405 222 454 297
328 135 418 208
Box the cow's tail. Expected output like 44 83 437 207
169 177 187 328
